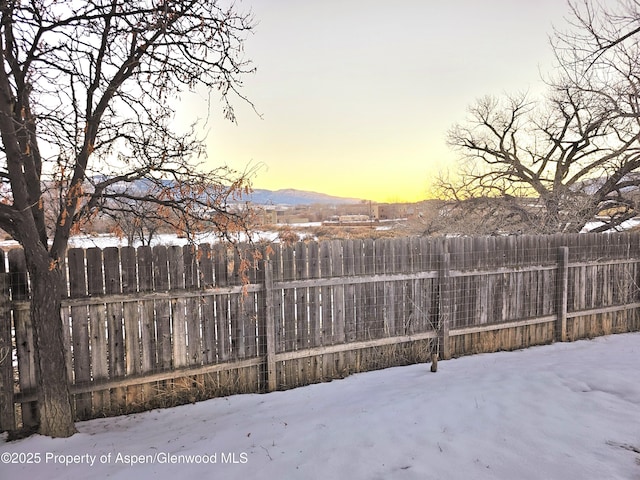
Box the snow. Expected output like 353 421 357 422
1 333 639 479
582 218 640 233
0 231 282 251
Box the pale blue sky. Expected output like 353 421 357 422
182 0 573 202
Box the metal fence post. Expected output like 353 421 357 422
556 246 569 342
438 252 451 360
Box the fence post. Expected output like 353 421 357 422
438 252 451 360
556 246 569 342
262 259 277 392
0 252 15 431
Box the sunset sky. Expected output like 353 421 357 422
184 1 573 203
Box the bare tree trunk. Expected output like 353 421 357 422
29 263 76 438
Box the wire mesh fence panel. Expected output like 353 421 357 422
3 232 640 429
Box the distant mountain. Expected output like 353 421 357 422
88 176 365 206
242 188 366 206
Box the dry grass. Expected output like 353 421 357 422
308 225 400 242
274 339 437 390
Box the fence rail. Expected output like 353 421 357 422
1 232 640 431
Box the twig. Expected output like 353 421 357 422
261 445 273 461
606 440 640 454
0 346 10 365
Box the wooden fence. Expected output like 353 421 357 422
1 232 640 431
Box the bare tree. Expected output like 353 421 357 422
442 1 640 234
0 0 255 437
102 197 165 246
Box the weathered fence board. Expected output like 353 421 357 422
68 248 91 419
153 246 172 370
9 248 37 428
137 246 156 404
293 241 309 386
307 241 322 380
198 244 215 366
212 244 229 364
281 244 296 387
0 254 14 431
86 247 109 414
120 247 139 407
104 247 126 410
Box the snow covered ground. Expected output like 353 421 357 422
582 218 640 233
1 333 639 480
0 231 282 251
